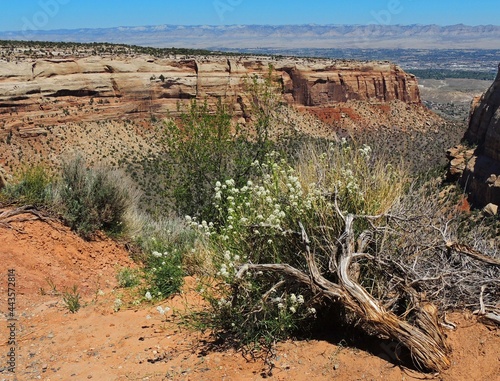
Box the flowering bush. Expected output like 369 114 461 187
143 247 184 300
194 141 408 351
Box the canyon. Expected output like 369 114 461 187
0 43 442 178
0 52 420 134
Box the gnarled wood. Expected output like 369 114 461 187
236 212 451 372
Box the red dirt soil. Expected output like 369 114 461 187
0 217 499 381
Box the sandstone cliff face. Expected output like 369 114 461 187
464 64 500 161
0 55 420 134
448 64 500 209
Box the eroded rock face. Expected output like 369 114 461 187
465 64 500 161
0 164 8 190
0 55 420 132
449 64 500 207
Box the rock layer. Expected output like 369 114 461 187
448 63 500 207
0 55 420 133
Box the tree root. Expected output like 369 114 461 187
0 205 56 226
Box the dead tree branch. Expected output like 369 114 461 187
0 205 56 227
236 212 451 372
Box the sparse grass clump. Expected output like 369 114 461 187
116 267 141 288
1 164 53 206
62 285 82 313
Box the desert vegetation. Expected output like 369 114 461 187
1 69 499 375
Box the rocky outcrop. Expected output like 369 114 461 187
448 63 500 208
0 165 7 190
464 64 500 161
0 55 420 132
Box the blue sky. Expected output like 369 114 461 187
0 0 498 32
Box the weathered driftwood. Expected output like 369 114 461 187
236 213 451 372
483 313 500 325
0 205 54 225
446 242 500 266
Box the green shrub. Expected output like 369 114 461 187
135 216 209 300
161 100 267 221
1 164 53 206
57 156 130 239
116 267 141 288
160 69 284 221
143 248 184 300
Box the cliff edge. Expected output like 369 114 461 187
0 55 420 133
448 63 500 209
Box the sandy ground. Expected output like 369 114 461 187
0 217 499 381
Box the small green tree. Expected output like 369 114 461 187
162 99 271 221
161 66 284 221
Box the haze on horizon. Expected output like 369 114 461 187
1 0 499 33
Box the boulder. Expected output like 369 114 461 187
483 203 498 216
0 166 7 190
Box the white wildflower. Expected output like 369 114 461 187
144 291 152 301
114 298 122 311
219 264 229 277
156 306 170 315
218 298 228 307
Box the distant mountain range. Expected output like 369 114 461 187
1 24 500 49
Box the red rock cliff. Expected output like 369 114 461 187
448 63 500 209
0 55 420 130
